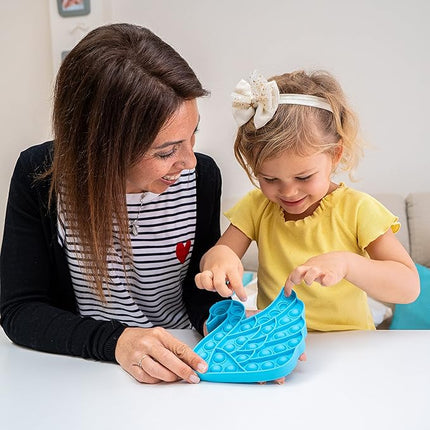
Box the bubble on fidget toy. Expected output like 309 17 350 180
193 289 307 383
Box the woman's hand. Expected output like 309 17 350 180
284 251 348 296
115 327 208 384
195 244 247 301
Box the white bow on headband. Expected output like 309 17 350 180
231 71 333 129
231 71 279 129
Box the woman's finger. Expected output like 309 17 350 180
116 327 205 384
126 354 163 384
133 353 180 383
131 362 163 384
156 330 208 382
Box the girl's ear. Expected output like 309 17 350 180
333 140 343 165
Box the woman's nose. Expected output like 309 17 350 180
176 142 196 170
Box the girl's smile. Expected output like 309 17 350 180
280 195 308 207
258 150 339 221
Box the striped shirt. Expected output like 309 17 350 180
58 169 197 328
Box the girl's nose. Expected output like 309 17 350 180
280 182 297 197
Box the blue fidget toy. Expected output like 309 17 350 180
193 289 307 383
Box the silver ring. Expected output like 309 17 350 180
137 354 148 369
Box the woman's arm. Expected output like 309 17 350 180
1 145 212 384
0 144 126 361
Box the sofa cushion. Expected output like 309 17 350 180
406 192 430 267
390 263 430 329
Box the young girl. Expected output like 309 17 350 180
195 70 420 331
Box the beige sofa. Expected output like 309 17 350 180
221 192 430 327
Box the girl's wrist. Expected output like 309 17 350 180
343 251 361 283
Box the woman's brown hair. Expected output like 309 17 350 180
47 23 208 299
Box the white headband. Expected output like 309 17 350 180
231 71 333 129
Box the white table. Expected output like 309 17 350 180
1 328 429 430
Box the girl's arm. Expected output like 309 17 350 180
182 153 227 334
348 229 419 302
195 224 251 301
284 229 420 303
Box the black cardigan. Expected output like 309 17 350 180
0 141 224 361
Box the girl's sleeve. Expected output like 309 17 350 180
224 189 262 242
0 148 126 362
355 192 400 250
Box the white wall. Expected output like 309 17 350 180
111 0 430 199
0 1 53 236
0 1 111 238
48 0 113 74
1 0 429 238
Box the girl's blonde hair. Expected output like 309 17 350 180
234 70 364 184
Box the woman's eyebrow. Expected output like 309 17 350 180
153 140 183 150
153 117 200 150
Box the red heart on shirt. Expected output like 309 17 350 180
176 240 191 264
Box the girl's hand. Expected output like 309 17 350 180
245 308 307 384
284 251 348 296
258 353 307 385
115 327 208 384
195 244 247 301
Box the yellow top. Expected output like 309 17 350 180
225 184 400 331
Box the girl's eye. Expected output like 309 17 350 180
296 175 312 181
155 144 179 159
262 177 277 183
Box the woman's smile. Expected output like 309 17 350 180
126 100 199 194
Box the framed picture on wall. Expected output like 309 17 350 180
57 0 90 17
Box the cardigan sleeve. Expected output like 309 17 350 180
0 143 126 362
182 153 227 334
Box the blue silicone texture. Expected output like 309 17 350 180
193 289 307 383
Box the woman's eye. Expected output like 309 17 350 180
155 145 179 159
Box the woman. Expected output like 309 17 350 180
0 23 224 384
